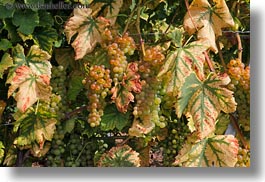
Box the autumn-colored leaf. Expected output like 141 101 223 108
184 0 234 52
128 118 155 137
111 62 142 113
98 145 141 167
64 8 109 60
157 36 209 94
105 0 123 26
177 72 237 139
8 66 51 113
0 100 6 123
6 44 52 112
174 134 239 167
30 142 51 158
13 108 57 149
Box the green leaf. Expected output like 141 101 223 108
0 141 4 163
100 104 130 131
12 9 39 35
0 38 12 51
174 134 239 167
0 5 15 19
98 145 141 167
2 19 21 43
177 72 237 139
13 108 57 148
33 27 58 54
67 71 84 101
0 53 13 79
63 118 76 134
215 113 230 135
38 10 54 27
82 48 110 68
3 145 17 166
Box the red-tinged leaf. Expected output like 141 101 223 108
112 63 142 113
184 0 234 52
158 38 209 94
177 72 237 139
174 134 239 167
8 66 51 112
64 8 110 60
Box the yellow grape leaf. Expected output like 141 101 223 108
64 8 109 60
98 145 141 167
7 66 51 113
0 141 4 164
183 0 234 52
177 72 237 139
157 37 209 94
30 142 51 158
0 53 13 79
128 118 155 137
174 134 239 167
13 108 57 149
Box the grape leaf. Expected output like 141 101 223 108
98 145 141 167
64 8 108 60
0 100 6 123
100 104 130 131
0 53 13 79
0 4 15 19
38 10 54 27
67 70 84 101
0 141 4 164
157 38 209 94
54 48 75 70
111 62 142 113
3 145 17 167
177 72 237 139
215 113 230 135
13 108 57 149
30 142 51 158
183 0 234 52
12 9 39 35
32 27 58 54
7 65 51 112
0 38 12 51
62 118 76 134
105 0 123 25
174 134 239 167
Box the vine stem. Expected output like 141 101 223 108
136 0 145 56
216 38 227 72
236 32 243 61
203 51 215 72
185 0 199 32
229 114 249 149
122 5 137 35
63 105 87 120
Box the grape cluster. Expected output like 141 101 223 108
83 65 112 127
227 59 250 132
236 147 250 167
50 65 70 119
107 33 136 84
160 119 190 167
133 46 166 129
46 123 65 167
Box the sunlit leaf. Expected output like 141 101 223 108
30 142 51 158
158 36 209 94
64 8 109 60
100 104 130 131
177 72 237 139
98 145 141 167
183 0 234 52
0 141 4 163
174 134 239 167
7 66 51 112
